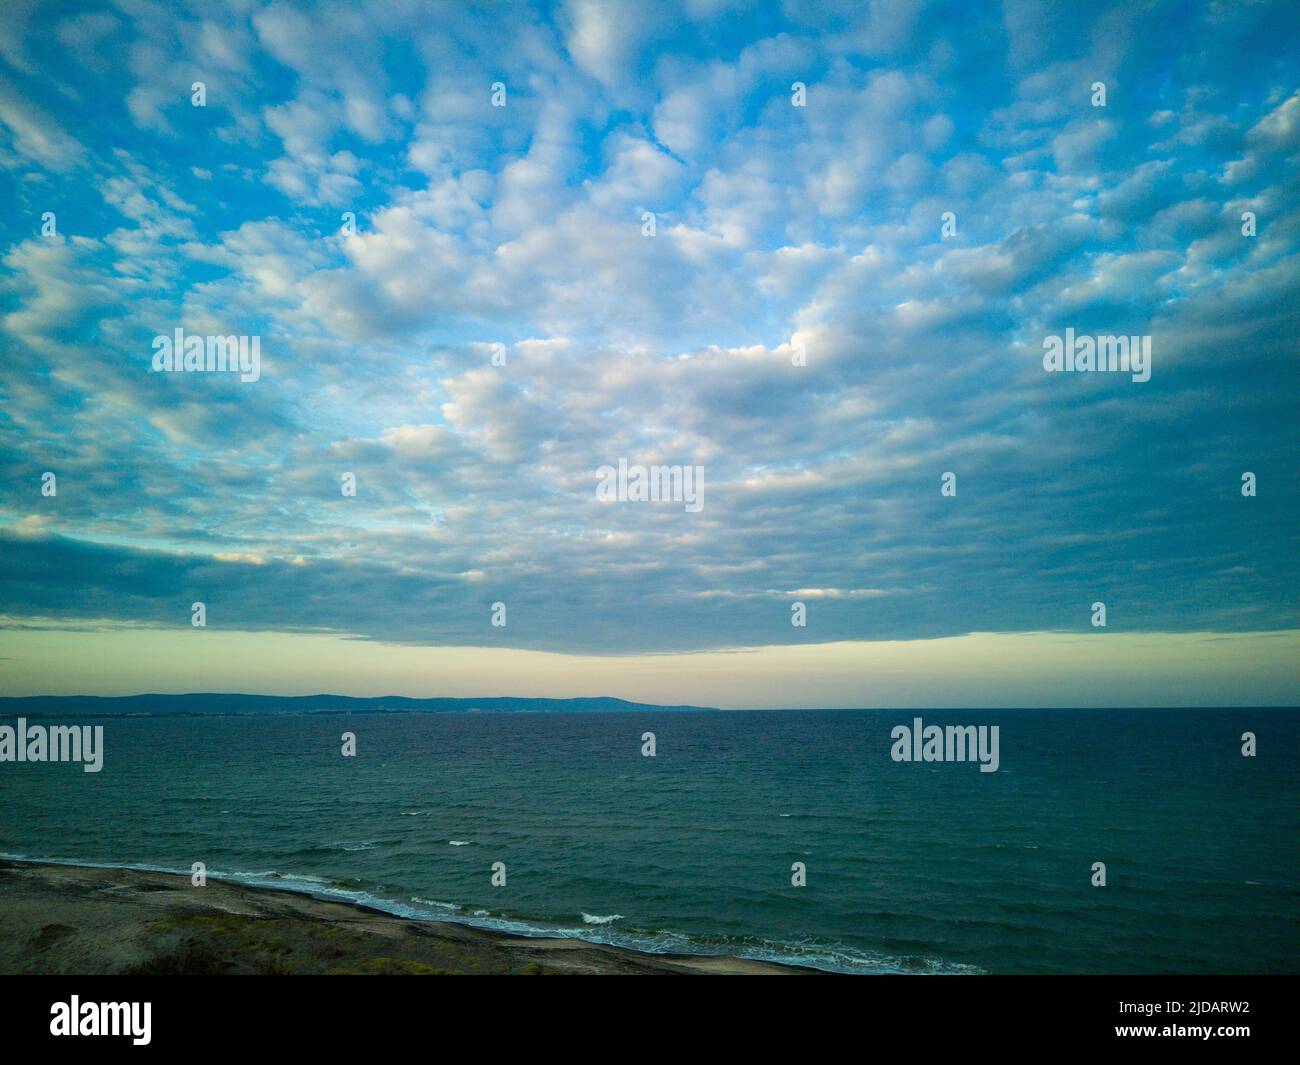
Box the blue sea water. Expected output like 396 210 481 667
0 707 1295 974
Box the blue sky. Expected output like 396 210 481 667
0 1 1297 705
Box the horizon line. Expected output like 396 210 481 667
0 692 1297 713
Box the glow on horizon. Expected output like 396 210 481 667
0 626 1296 709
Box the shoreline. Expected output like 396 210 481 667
0 859 820 975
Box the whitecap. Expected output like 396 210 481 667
410 896 459 911
582 913 625 925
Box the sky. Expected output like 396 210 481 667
0 0 1296 707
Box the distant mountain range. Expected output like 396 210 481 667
0 694 717 716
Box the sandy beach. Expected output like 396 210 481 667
0 860 813 975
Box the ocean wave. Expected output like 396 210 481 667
410 896 460 911
0 852 980 975
581 912 624 924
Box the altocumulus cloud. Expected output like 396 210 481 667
0 0 1296 656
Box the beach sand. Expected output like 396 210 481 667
0 860 814 975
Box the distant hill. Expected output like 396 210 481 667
0 693 717 716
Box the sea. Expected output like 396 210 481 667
1 707 1295 974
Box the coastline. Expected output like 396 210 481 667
0 859 818 976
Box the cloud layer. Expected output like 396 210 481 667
1 0 1297 659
